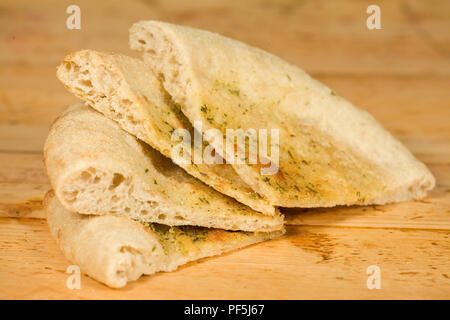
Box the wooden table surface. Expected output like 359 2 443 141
0 0 449 299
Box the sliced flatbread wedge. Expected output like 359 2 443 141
56 50 274 215
45 191 284 288
130 20 435 207
44 103 284 232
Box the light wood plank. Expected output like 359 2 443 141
0 183 48 219
284 187 450 230
0 218 448 299
1 0 450 75
0 154 448 230
0 154 49 219
2 66 450 150
284 163 450 230
0 125 48 153
0 153 47 185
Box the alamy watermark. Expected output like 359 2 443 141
171 121 280 175
66 5 81 30
366 5 381 30
366 265 381 289
66 265 81 289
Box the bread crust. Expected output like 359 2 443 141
44 103 284 232
130 20 435 207
45 191 284 288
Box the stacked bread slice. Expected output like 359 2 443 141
44 21 434 288
44 102 285 288
45 104 284 232
45 190 281 288
45 52 285 288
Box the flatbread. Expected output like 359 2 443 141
44 103 283 232
45 190 284 288
56 50 274 215
130 20 435 207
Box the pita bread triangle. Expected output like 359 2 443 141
130 20 435 208
44 191 284 288
56 50 274 215
44 103 284 232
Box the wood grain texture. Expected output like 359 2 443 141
0 0 449 299
0 218 448 299
1 152 449 231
